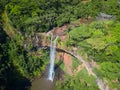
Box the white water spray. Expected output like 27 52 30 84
48 35 58 81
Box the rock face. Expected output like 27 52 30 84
56 52 73 76
96 13 115 20
63 53 73 75
47 25 69 42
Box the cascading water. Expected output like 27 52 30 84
47 34 110 89
48 35 58 81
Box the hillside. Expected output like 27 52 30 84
0 0 120 90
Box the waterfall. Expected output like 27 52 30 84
48 36 58 81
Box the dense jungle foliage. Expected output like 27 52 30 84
0 0 120 90
57 20 120 90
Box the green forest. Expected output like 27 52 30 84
0 0 120 90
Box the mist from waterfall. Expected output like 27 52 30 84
48 36 58 81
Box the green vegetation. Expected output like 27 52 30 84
0 0 120 90
72 57 81 70
65 20 120 89
56 68 99 90
2 0 119 34
0 28 49 89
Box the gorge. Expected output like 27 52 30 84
0 0 120 90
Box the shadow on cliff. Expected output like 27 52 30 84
0 62 31 90
0 29 31 90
